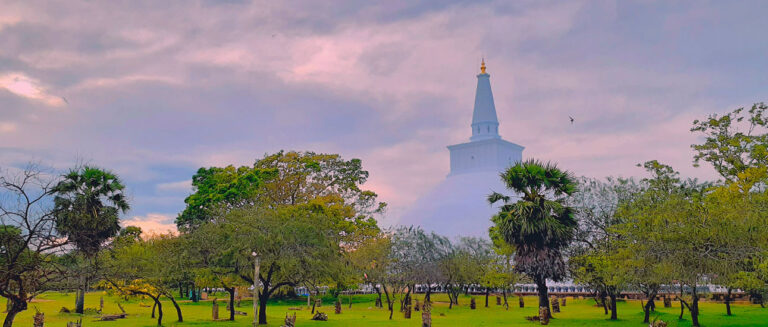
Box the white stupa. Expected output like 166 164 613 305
400 60 524 238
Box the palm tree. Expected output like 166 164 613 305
53 166 130 314
488 159 577 324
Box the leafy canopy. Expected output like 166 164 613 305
489 159 577 282
53 166 130 256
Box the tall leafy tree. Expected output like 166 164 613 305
615 161 764 327
488 159 577 324
703 167 768 316
569 177 641 320
691 103 768 315
187 204 343 325
53 166 130 314
178 151 384 324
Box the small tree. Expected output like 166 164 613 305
389 226 449 305
0 165 66 327
347 233 392 308
101 234 186 325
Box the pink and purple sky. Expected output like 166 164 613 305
1 0 766 233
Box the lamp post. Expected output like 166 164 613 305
251 251 260 326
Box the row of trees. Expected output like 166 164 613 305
567 103 768 326
350 226 520 320
3 103 768 327
473 102 768 326
0 151 387 326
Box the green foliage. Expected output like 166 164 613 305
691 102 768 181
569 177 644 319
0 225 41 285
254 151 385 242
53 166 129 257
389 226 450 287
176 165 275 230
347 233 392 287
489 159 577 282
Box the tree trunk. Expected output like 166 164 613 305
258 292 269 325
535 276 551 321
382 285 393 320
151 301 157 318
690 288 700 327
227 287 236 321
152 296 163 326
75 275 86 314
678 284 685 320
679 299 685 320
400 289 411 312
375 286 383 307
485 288 490 307
167 294 183 322
725 287 732 316
502 289 509 310
2 298 26 327
2 309 19 327
609 292 617 320
425 286 431 302
642 291 657 324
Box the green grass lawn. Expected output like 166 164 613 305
4 292 768 326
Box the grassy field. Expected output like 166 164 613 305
4 292 768 326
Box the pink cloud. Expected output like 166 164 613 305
122 213 178 236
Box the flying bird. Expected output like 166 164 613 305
61 96 69 105
569 116 574 124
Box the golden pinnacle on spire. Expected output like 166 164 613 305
480 58 487 74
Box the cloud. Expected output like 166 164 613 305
0 122 17 133
121 213 178 236
0 0 765 228
0 73 65 107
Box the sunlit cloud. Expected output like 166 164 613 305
0 122 17 133
0 73 65 107
121 213 178 236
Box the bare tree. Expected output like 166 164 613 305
0 164 66 327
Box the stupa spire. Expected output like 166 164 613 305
470 59 500 141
